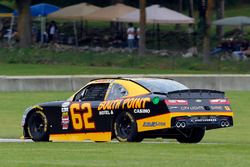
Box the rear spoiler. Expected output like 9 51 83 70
153 89 225 99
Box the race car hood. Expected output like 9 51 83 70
38 101 67 108
21 101 67 127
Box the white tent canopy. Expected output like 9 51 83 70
118 5 194 24
48 3 100 20
213 16 250 26
84 3 137 21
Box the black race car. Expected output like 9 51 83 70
22 78 233 143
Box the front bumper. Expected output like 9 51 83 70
171 116 233 130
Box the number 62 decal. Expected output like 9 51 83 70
70 103 96 130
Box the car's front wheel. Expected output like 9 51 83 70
27 111 49 142
114 112 143 142
176 127 205 144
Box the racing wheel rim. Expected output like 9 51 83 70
114 112 142 142
27 111 49 141
118 114 133 138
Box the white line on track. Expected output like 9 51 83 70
0 139 33 143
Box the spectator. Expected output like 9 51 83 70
232 40 250 61
48 21 58 43
135 27 140 48
241 40 249 51
127 23 135 51
232 50 248 61
210 39 231 56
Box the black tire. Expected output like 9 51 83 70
114 112 143 142
27 111 49 142
176 128 205 144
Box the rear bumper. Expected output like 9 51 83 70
136 112 233 132
171 115 233 130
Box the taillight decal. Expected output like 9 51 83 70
165 99 188 105
209 99 230 105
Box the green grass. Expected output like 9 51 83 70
1 48 250 75
225 5 250 17
0 63 215 75
0 142 249 167
0 92 249 166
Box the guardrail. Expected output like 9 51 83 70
1 74 250 91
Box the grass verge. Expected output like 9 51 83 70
0 142 249 167
1 48 250 75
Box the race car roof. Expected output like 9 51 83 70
90 77 188 94
90 77 174 83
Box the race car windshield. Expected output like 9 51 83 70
135 79 189 93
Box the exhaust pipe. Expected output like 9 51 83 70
180 122 186 128
176 122 181 128
220 120 230 127
176 121 186 128
220 121 226 127
225 121 230 127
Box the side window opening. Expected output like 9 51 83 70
74 83 109 101
106 84 128 100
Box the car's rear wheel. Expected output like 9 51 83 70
27 111 49 142
114 112 143 142
176 127 205 144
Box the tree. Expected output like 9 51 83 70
202 0 215 64
15 0 32 48
216 0 225 40
178 0 183 13
139 0 146 56
175 0 183 31
188 0 194 18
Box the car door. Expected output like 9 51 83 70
70 83 110 133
